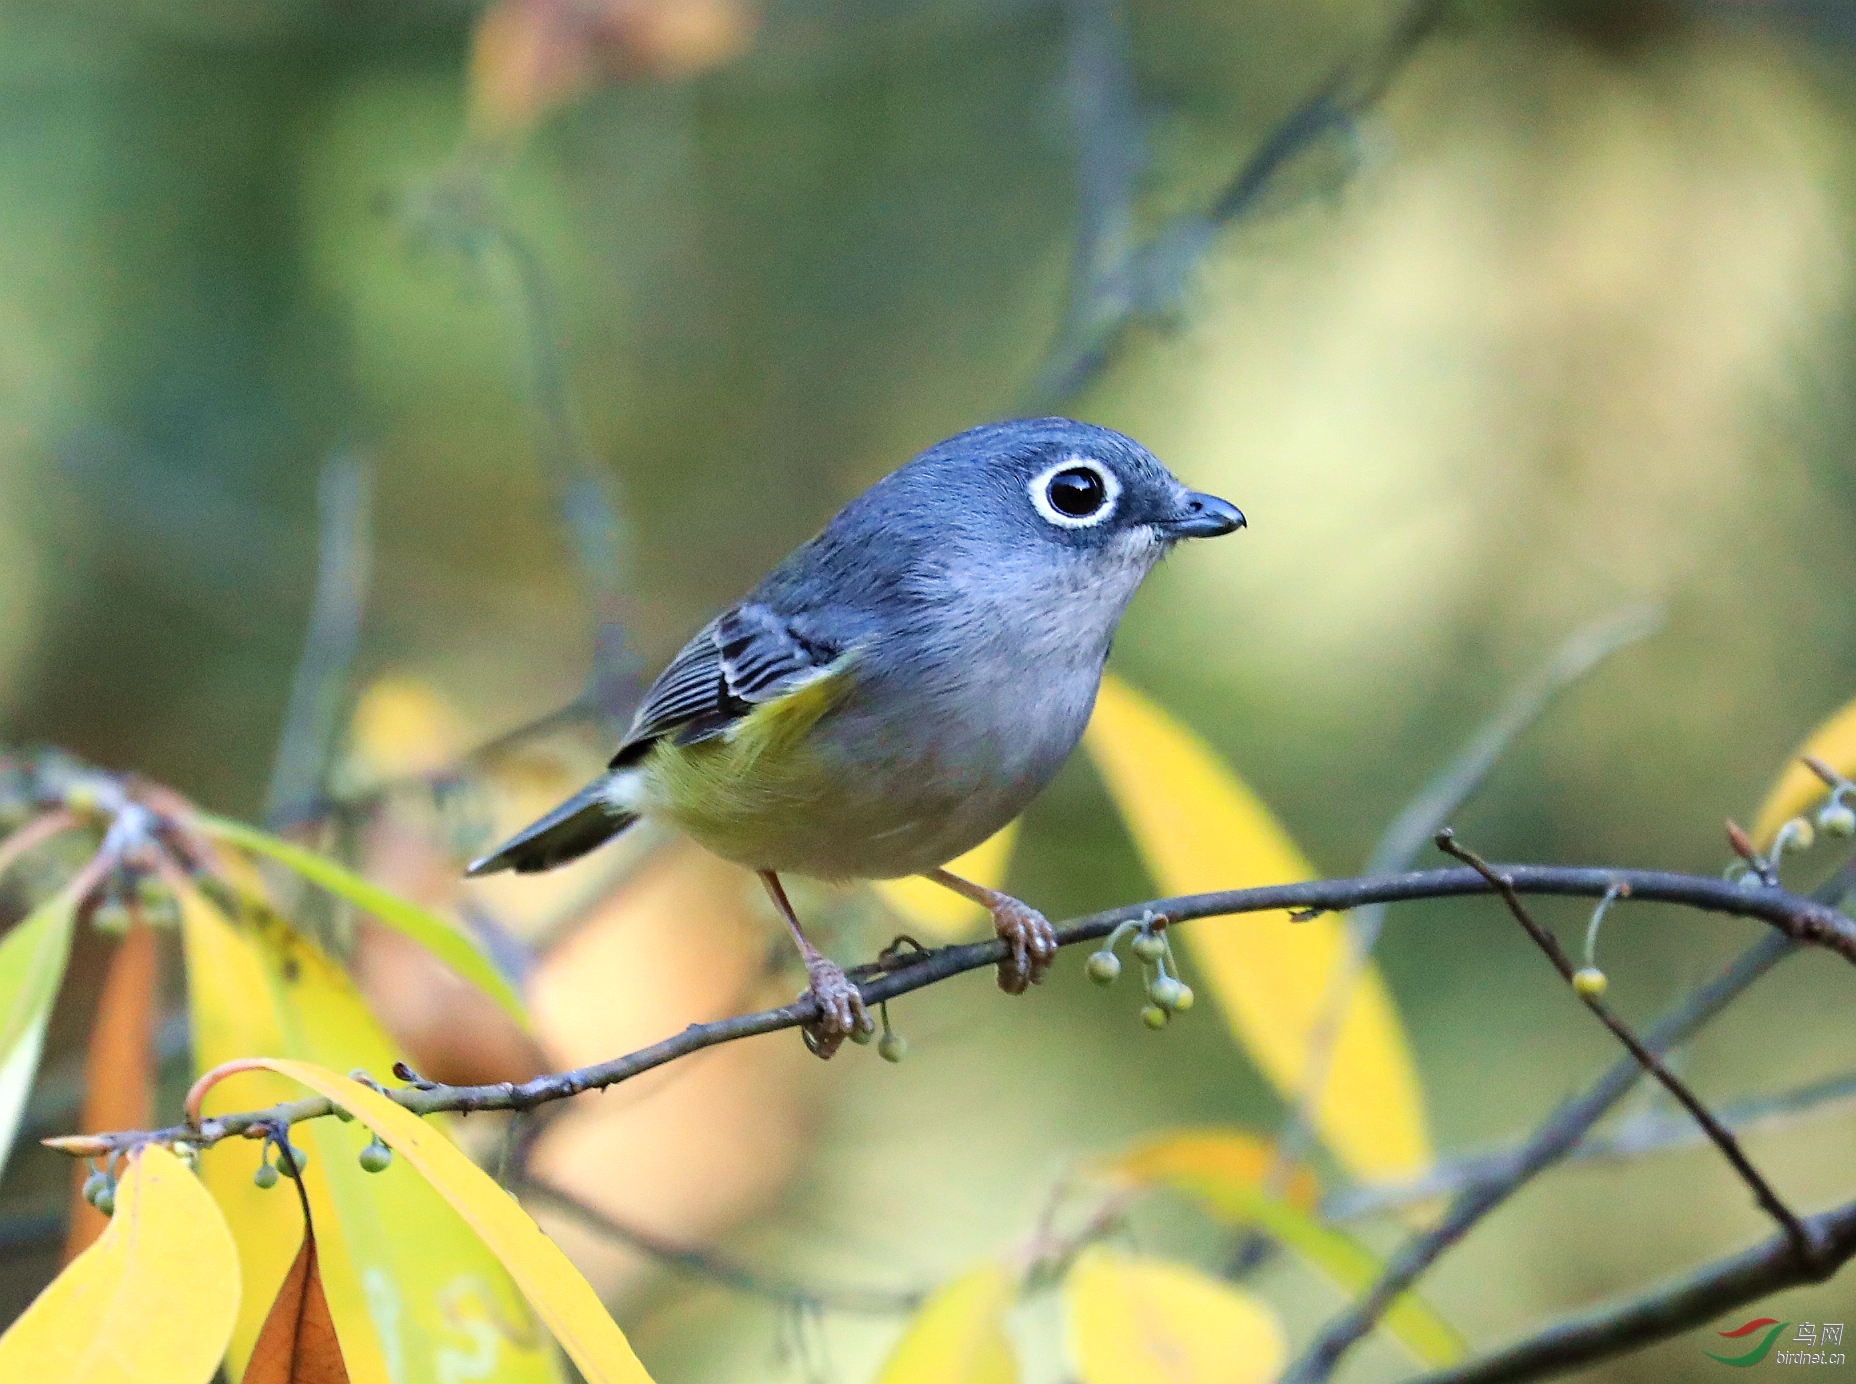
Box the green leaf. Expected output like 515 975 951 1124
191 812 527 1026
181 886 563 1384
0 884 80 1181
212 1058 657 1384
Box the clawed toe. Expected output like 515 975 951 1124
800 958 870 1060
992 898 1058 994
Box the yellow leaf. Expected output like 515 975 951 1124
0 883 79 1181
1098 1130 1461 1366
0 1145 239 1382
1106 1129 1319 1210
180 889 562 1384
875 1262 1017 1384
871 824 1020 941
202 1058 655 1384
1083 676 1430 1182
1752 695 1856 847
349 676 470 780
191 812 528 1027
1064 1248 1284 1384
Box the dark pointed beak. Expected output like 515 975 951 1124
1163 492 1245 539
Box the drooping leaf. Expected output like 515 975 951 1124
190 812 527 1026
181 886 562 1384
245 1225 350 1384
1099 1131 1461 1366
1752 695 1856 847
66 919 158 1260
1083 676 1431 1183
871 824 1021 942
0 1145 239 1382
874 1262 1017 1384
198 1057 656 1384
0 882 81 1182
1064 1248 1285 1384
1106 1130 1320 1211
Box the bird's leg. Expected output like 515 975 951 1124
921 868 1058 994
759 870 870 1059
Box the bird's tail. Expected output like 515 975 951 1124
465 774 638 876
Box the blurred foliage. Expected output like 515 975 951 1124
1 0 1855 1379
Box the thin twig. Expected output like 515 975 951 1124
1324 1069 1856 1221
1025 0 1456 405
1263 609 1660 1201
1435 830 1816 1264
1278 850 1856 1384
519 1178 925 1316
1053 0 1145 352
1280 929 1800 1384
264 448 373 830
1405 1196 1856 1384
53 860 1856 1159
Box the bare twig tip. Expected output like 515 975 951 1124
1804 755 1842 789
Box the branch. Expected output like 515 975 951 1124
54 860 1856 1159
1280 848 1856 1383
1406 1196 1856 1384
1260 610 1659 1205
263 447 372 829
1025 0 1455 405
519 1177 925 1316
1436 831 1816 1263
1323 1069 1856 1221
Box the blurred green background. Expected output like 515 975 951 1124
5 0 1856 1379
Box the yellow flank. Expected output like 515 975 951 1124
644 655 859 862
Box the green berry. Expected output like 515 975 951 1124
1131 933 1166 963
1085 950 1122 985
1781 817 1815 853
1819 803 1856 838
358 1140 393 1174
1140 1004 1170 1030
1572 967 1608 998
849 1022 875 1045
1148 976 1187 1011
93 1184 115 1217
82 1171 109 1206
277 1145 308 1178
878 1031 908 1063
252 1162 279 1190
1170 983 1194 1013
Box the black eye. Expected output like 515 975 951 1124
1046 466 1109 519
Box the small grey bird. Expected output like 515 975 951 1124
469 418 1243 1054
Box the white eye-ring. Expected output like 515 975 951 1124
1028 457 1121 529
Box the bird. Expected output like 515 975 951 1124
467 417 1243 1055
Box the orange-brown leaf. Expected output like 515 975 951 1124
244 1228 350 1384
64 920 156 1261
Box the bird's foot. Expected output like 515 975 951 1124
989 894 1059 995
799 956 872 1059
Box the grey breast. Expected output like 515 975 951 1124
792 540 1156 878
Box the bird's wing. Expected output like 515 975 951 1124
610 603 841 765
